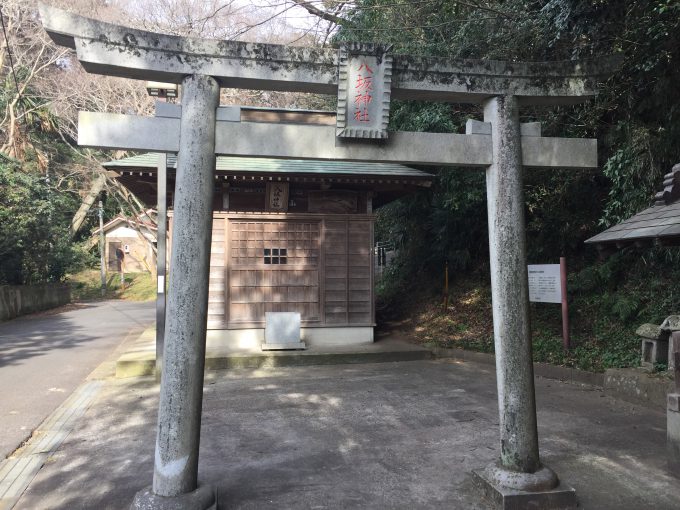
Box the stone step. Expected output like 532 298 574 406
116 345 433 378
261 342 307 351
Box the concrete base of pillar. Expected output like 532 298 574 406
472 466 576 510
130 485 217 510
669 394 680 477
261 341 306 351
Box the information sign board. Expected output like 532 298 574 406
528 264 562 303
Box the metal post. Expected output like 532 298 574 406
98 200 106 296
156 153 167 381
476 95 559 493
560 256 570 350
132 75 219 510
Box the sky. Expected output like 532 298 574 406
111 0 343 45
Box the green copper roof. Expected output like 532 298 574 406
102 153 433 180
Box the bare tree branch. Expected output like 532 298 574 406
289 0 346 26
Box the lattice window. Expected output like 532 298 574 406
230 221 319 266
264 248 287 264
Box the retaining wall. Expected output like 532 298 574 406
432 345 677 410
0 284 71 322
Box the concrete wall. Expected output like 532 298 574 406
207 326 374 351
0 284 71 322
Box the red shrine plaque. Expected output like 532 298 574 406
336 43 393 139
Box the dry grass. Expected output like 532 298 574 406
406 277 495 352
67 269 157 302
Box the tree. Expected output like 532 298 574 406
238 0 673 295
0 155 87 284
0 0 345 286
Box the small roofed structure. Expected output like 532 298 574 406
586 164 680 252
103 153 432 347
93 211 157 274
586 164 680 478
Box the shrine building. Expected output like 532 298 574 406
103 108 432 348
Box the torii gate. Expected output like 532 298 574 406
39 4 615 509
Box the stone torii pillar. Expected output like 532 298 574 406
131 75 220 509
38 4 616 509
473 95 567 504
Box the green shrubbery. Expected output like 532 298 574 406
344 1 680 370
0 156 92 285
400 248 680 372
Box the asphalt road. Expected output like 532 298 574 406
0 300 155 459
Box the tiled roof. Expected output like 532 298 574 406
586 164 680 246
102 153 433 180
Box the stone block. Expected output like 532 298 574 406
261 341 306 351
130 485 216 509
661 315 680 332
465 119 541 137
465 119 491 135
431 346 465 360
534 363 572 382
669 331 680 373
668 406 680 477
571 368 605 387
155 101 181 118
669 393 680 413
520 122 542 137
463 350 495 366
472 469 577 510
636 323 667 340
216 106 241 122
263 312 305 350
604 368 675 410
641 337 669 371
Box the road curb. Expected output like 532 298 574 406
0 381 103 509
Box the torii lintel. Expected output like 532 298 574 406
39 3 619 105
77 109 597 169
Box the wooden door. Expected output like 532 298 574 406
107 241 121 271
228 219 320 325
323 219 372 325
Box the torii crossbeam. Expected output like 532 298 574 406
39 3 615 509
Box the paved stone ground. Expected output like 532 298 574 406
14 360 680 509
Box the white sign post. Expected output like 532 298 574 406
528 264 562 303
528 257 570 349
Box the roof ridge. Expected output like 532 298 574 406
654 163 680 206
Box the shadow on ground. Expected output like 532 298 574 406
0 301 152 368
14 360 680 510
0 308 98 368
